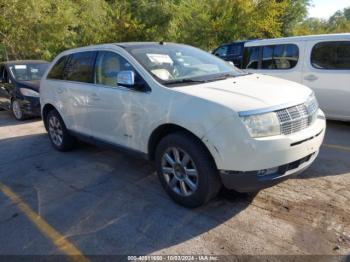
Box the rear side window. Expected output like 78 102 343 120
65 51 97 83
243 47 259 69
262 44 299 69
47 56 68 80
311 41 350 70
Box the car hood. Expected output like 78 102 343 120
16 80 40 92
173 73 313 113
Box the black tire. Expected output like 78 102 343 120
155 132 222 208
11 99 26 121
46 110 75 151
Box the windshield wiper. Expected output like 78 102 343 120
164 78 207 86
208 73 236 81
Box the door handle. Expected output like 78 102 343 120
304 74 318 81
57 88 64 94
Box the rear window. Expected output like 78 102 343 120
261 44 299 70
311 41 350 70
47 56 68 80
64 51 97 83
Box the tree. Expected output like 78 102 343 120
0 0 342 60
293 6 350 36
278 0 311 35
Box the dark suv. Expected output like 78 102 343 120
212 40 254 68
0 60 49 120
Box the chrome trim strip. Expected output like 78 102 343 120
238 100 305 117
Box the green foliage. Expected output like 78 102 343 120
0 0 348 61
293 6 350 36
278 0 311 35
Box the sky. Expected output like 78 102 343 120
308 0 349 19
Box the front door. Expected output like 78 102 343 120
88 51 151 151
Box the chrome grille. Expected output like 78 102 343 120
276 98 318 135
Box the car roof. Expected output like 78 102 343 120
217 40 257 47
245 33 350 47
1 60 49 66
115 42 183 49
55 42 185 57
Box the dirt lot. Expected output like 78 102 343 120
0 110 349 257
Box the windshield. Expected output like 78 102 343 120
9 63 49 81
125 44 247 86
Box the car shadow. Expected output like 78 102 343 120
0 133 254 255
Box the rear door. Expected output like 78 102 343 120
62 51 98 135
302 40 350 120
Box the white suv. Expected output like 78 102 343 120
40 43 326 207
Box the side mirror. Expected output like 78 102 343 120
117 70 135 87
227 61 235 67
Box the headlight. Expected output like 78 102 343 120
20 88 39 97
305 92 318 114
241 112 281 138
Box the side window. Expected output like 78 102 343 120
262 46 275 69
0 66 5 82
0 66 10 83
214 46 228 57
243 47 260 69
262 44 299 70
95 51 134 87
227 45 242 56
311 41 350 70
274 44 298 69
4 68 9 83
65 52 96 83
47 56 68 80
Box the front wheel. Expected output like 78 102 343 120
11 99 26 120
46 110 75 151
155 132 221 208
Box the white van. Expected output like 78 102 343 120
243 34 350 121
40 43 325 207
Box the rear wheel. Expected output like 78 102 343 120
46 110 75 151
155 132 221 208
11 99 26 120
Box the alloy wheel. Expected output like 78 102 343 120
48 116 63 146
12 100 23 119
161 147 199 196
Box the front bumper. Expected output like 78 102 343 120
220 150 318 192
19 97 41 117
204 109 326 192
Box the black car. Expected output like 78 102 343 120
212 40 255 68
0 60 49 120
